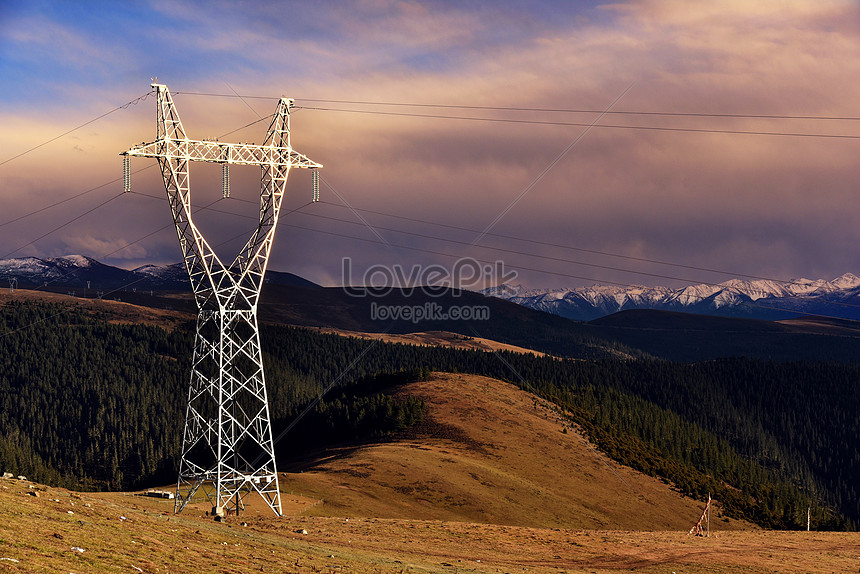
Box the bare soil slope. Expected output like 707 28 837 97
279 372 743 531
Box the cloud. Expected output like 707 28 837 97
2 1 860 290
60 233 149 261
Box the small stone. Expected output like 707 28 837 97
297 529 308 535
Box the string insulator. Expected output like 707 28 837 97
222 163 230 198
311 169 320 202
122 155 131 192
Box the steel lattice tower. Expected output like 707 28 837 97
122 83 321 516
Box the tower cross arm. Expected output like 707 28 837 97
122 138 322 169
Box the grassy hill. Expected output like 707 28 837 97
278 372 745 530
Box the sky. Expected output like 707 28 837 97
1 0 860 291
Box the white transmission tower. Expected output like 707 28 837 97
122 83 322 517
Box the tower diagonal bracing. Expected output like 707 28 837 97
122 83 321 516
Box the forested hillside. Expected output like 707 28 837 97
0 299 857 530
0 301 425 491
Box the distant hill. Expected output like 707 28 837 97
585 309 860 362
256 283 627 360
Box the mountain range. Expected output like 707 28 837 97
0 255 317 292
5 255 860 323
482 273 860 321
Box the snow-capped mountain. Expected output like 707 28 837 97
132 262 190 289
0 256 317 291
482 273 860 321
0 255 145 289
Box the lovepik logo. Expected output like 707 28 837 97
341 257 517 297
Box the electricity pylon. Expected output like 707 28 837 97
122 83 321 516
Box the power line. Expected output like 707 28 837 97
119 192 860 313
16 179 860 318
0 91 153 168
0 164 156 229
313 201 803 286
219 113 274 138
472 81 636 245
293 207 860 312
296 105 860 140
175 89 860 137
34 197 313 291
120 190 860 314
276 218 860 322
5 86 858 324
6 87 856 268
1 191 126 260
174 91 860 121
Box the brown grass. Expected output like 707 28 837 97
281 373 744 531
2 479 857 573
315 328 548 356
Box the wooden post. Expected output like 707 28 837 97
707 493 711 538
